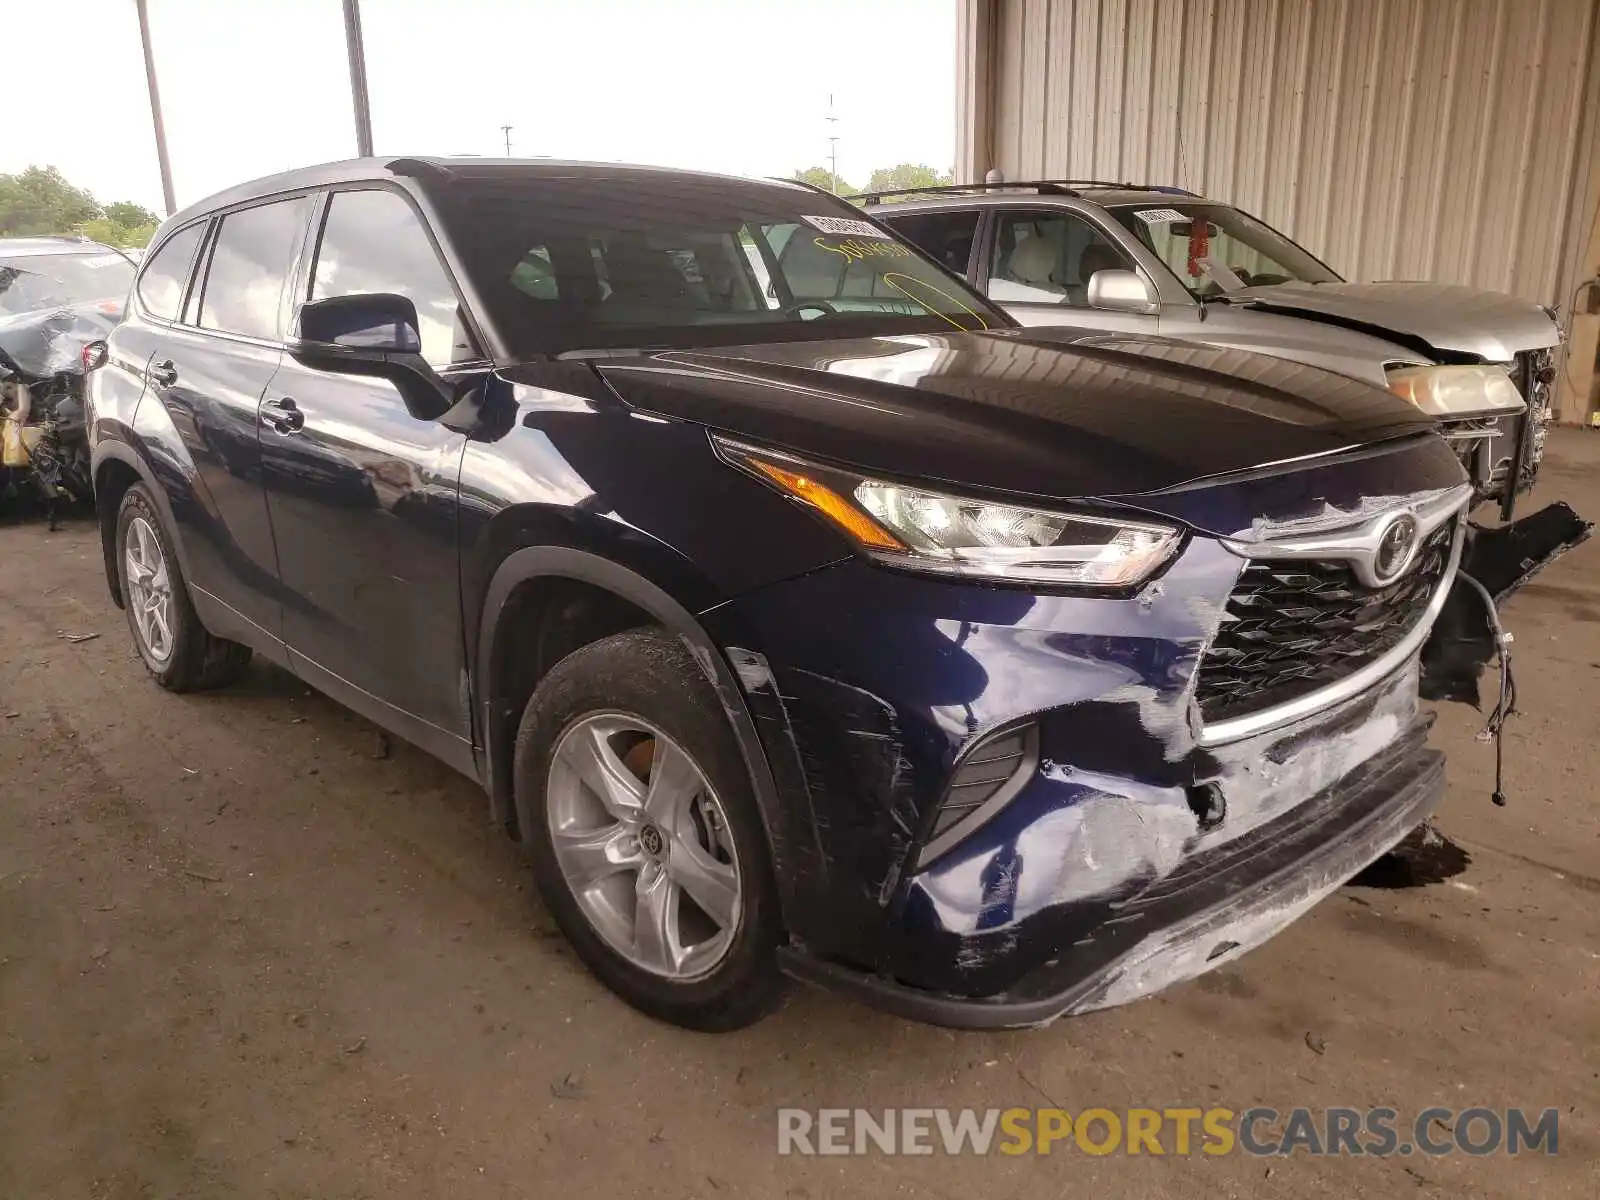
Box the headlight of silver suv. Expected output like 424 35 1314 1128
1385 364 1526 419
715 436 1182 588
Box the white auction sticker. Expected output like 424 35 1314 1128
1132 208 1188 224
802 215 892 239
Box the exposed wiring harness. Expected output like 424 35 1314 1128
1456 570 1517 806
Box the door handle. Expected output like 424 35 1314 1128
149 359 178 387
261 396 304 434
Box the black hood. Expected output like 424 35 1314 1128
588 328 1436 503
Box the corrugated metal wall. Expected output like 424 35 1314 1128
985 0 1600 306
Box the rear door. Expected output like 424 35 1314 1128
136 194 315 648
260 185 485 766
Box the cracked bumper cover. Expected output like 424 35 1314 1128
775 713 1444 1030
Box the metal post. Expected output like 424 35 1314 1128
502 125 513 156
342 0 375 156
826 95 839 193
134 0 176 216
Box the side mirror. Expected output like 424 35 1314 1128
1087 269 1159 315
290 292 423 362
289 293 452 421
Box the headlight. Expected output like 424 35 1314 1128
1385 364 1526 419
715 436 1182 588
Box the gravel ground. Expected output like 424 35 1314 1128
2 430 1597 1199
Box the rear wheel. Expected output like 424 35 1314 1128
116 484 251 691
514 627 785 1030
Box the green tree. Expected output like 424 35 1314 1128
861 164 954 202
791 166 856 196
77 216 159 249
0 166 102 236
103 200 158 229
80 200 161 248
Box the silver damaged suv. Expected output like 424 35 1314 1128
868 181 1562 520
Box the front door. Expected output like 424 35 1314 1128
260 186 486 764
982 208 1161 337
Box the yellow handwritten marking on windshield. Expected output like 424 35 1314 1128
809 237 988 330
882 272 990 332
812 236 913 263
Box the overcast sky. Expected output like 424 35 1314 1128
5 0 956 215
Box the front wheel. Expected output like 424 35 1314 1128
513 627 785 1030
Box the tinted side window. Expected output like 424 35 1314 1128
197 197 313 340
310 189 474 368
987 211 1132 308
137 222 205 321
882 210 981 276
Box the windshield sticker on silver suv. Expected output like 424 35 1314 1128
802 215 892 239
1133 208 1188 225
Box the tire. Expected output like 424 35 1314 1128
115 484 251 692
514 627 785 1031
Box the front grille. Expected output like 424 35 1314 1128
1194 523 1456 726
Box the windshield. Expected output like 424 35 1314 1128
0 250 135 318
432 174 1007 356
1106 203 1339 297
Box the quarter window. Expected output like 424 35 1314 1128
987 211 1132 308
310 189 476 368
136 223 205 320
197 197 314 340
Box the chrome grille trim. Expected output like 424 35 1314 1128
1218 484 1471 588
1199 490 1471 747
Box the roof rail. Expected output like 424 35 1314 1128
847 180 1201 205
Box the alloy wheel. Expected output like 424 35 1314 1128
545 712 742 980
124 515 174 665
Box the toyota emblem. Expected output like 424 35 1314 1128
1373 513 1420 583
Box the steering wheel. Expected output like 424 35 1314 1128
782 300 838 321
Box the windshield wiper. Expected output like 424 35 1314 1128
554 346 670 360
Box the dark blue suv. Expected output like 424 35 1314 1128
88 158 1506 1030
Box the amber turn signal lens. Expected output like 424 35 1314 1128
743 457 906 551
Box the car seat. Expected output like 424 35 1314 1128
1007 235 1064 293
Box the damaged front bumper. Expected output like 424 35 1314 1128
705 516 1454 1027
778 707 1442 1029
703 430 1586 1029
710 530 1451 1027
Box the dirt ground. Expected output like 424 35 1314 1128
3 432 1598 1199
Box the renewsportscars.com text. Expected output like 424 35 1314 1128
776 1106 1559 1158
